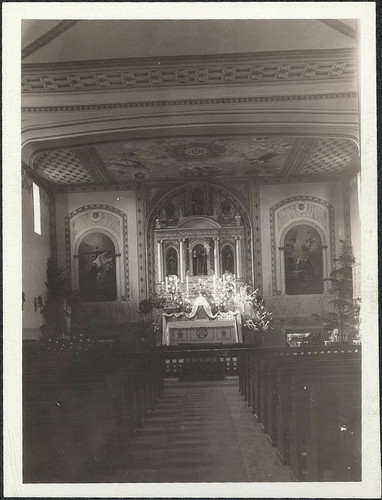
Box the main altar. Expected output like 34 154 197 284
152 272 271 346
162 294 243 345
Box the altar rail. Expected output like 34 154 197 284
238 346 361 481
159 344 251 380
23 345 163 482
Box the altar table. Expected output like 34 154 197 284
167 318 238 345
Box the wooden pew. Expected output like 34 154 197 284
238 346 361 482
23 347 164 482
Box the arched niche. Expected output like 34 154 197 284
79 232 117 302
190 241 209 276
270 197 334 295
65 205 128 300
165 246 178 276
283 223 324 295
221 244 235 275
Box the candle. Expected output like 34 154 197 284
165 276 168 291
186 275 189 294
213 275 216 297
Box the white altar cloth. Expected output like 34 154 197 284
161 295 243 345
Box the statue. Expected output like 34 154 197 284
58 297 71 339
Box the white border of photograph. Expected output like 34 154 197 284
3 2 379 498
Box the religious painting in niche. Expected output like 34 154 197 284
192 244 207 275
284 224 323 295
79 233 117 302
221 245 235 274
165 247 178 276
190 188 205 215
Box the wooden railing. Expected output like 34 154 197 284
23 344 163 482
158 344 252 380
238 345 361 481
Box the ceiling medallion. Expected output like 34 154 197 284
169 142 225 161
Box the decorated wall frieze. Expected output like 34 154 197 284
277 201 328 231
72 210 121 239
22 92 358 113
22 48 357 94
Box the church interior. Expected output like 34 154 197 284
21 19 363 484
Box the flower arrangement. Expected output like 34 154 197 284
36 332 97 357
242 288 272 334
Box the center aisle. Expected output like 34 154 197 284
108 378 292 482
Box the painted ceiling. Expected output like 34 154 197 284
96 136 295 181
32 136 359 185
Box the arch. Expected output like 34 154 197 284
270 196 334 295
65 204 128 300
146 182 254 293
178 217 220 229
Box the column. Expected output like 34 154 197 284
279 247 286 294
214 237 220 277
235 237 242 279
73 254 79 292
179 239 184 281
115 253 121 300
322 245 328 292
157 240 163 282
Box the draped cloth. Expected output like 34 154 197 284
161 294 243 345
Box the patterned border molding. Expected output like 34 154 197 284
22 164 52 193
49 191 57 262
21 48 357 94
21 92 358 112
136 185 147 300
48 172 351 194
343 178 352 242
65 204 129 299
251 182 263 292
270 196 335 295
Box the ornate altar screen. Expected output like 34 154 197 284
150 183 251 345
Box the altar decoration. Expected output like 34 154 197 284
154 273 273 345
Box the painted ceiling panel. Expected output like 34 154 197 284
302 139 359 174
95 136 296 181
34 150 95 184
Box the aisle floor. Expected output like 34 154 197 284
108 378 293 482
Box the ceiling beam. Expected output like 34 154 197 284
319 20 356 40
22 20 79 60
74 147 114 185
280 138 319 177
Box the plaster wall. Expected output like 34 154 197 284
22 177 51 339
349 174 361 263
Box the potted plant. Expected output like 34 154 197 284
313 240 360 344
